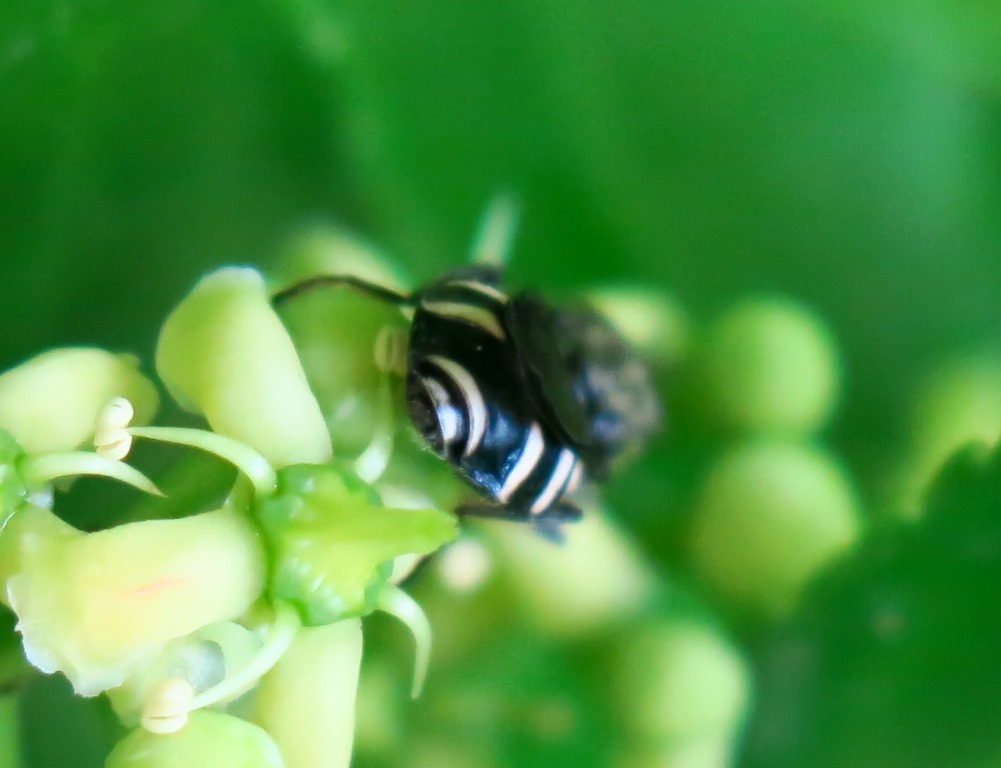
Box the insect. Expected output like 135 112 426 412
273 262 661 539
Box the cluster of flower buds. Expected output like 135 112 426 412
0 261 458 768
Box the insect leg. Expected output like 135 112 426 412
454 501 527 521
530 502 583 545
271 274 414 307
456 500 583 545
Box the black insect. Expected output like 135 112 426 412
273 265 661 537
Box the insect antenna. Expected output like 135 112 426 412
271 275 414 307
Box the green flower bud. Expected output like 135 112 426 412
484 509 656 638
274 223 409 292
256 463 456 625
7 507 265 696
699 298 840 435
689 439 861 615
0 348 158 454
0 503 76 606
278 289 409 459
270 225 412 459
156 267 331 467
612 621 750 747
252 620 363 768
106 710 283 768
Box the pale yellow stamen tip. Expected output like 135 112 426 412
95 398 136 459
94 429 132 460
102 397 136 427
141 677 196 734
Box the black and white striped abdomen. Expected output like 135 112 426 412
405 274 585 517
487 418 584 515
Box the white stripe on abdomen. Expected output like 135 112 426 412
426 355 489 457
531 449 578 514
497 421 545 503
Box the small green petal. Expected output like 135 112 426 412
106 711 283 768
377 584 431 698
7 507 266 696
0 348 158 455
270 225 412 461
257 463 456 625
0 503 77 609
252 620 362 768
156 267 331 468
897 353 1001 514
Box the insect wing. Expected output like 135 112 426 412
505 291 661 479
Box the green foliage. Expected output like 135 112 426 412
3 0 1001 767
744 444 1001 768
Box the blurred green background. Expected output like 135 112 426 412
3 1 1001 766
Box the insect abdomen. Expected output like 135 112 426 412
406 276 583 518
487 424 583 516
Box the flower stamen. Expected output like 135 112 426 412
20 452 162 497
94 397 136 460
128 426 278 497
138 604 301 734
186 602 301 712
141 677 196 734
